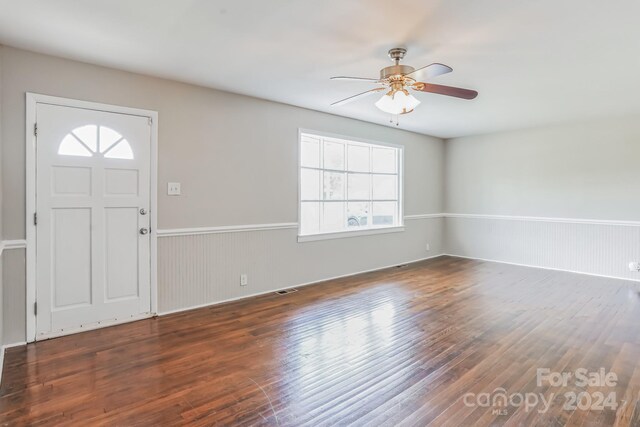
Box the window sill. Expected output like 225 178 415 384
297 225 405 243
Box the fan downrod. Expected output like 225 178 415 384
388 47 407 64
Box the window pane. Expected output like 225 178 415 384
301 135 320 168
347 144 370 172
372 202 397 226
372 147 396 173
321 202 345 232
59 134 93 157
300 202 320 235
99 126 123 153
71 125 98 152
323 140 345 170
347 202 369 228
347 173 370 200
323 172 344 200
104 140 134 160
300 168 320 200
372 175 397 200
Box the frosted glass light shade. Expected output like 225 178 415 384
375 91 420 114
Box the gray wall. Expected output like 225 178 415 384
2 46 443 235
445 117 640 220
0 46 444 343
444 118 640 280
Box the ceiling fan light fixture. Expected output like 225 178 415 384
375 90 420 115
330 48 477 117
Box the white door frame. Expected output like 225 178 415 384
25 93 159 342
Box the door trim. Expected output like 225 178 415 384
25 93 159 342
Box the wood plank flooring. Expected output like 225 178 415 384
1 256 640 426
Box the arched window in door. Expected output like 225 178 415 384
58 125 133 159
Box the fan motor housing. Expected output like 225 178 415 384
380 65 415 80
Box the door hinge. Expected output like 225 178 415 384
34 212 38 226
34 123 38 137
34 301 38 316
148 117 152 125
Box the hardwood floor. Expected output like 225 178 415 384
1 256 640 426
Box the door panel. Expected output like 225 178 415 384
105 168 139 195
105 207 139 300
52 166 92 195
52 208 92 309
36 103 151 338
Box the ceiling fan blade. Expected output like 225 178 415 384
330 76 380 82
413 82 478 100
331 87 386 107
404 63 452 80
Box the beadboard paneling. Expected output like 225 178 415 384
446 215 640 281
158 217 443 313
2 249 26 344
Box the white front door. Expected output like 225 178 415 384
35 103 152 338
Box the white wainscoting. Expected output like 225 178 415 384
157 216 444 314
445 214 640 281
4 213 637 346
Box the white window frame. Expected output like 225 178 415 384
297 129 404 242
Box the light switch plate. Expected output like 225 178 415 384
167 182 181 196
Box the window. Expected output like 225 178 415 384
299 131 403 241
59 125 134 160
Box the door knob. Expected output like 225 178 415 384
139 227 149 235
140 208 148 215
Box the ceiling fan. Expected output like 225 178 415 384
330 47 478 116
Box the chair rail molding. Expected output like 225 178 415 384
157 214 446 237
0 239 28 256
157 223 299 237
444 213 640 227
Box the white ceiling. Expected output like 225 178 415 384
1 0 639 138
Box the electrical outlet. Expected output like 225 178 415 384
167 182 181 196
425 243 431 251
629 262 640 272
240 274 248 286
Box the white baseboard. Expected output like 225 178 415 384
444 253 640 283
158 253 445 316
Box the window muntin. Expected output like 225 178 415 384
299 132 402 237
